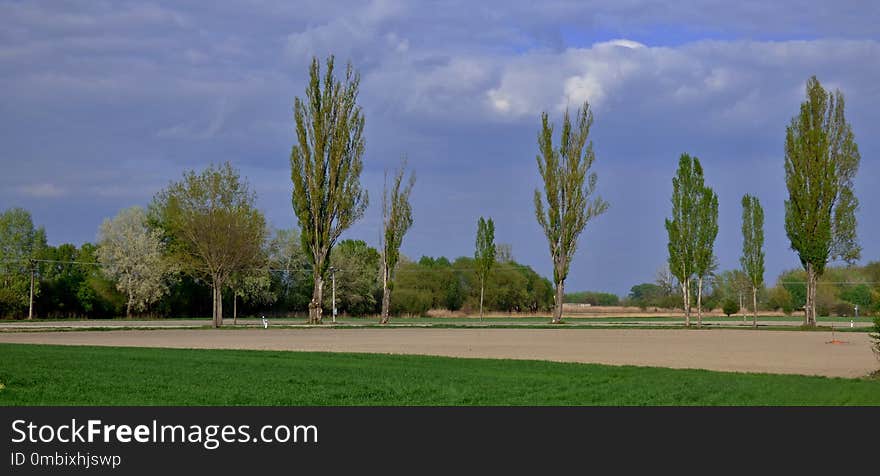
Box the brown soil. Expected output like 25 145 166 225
0 328 875 378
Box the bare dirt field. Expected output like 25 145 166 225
0 327 875 378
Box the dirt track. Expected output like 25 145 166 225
0 328 876 378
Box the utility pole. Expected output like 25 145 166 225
28 259 35 320
330 266 337 323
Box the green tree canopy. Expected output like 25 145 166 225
534 101 608 323
474 216 496 320
784 75 861 326
0 207 47 317
150 162 267 327
291 55 368 324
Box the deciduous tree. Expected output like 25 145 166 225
534 101 608 324
291 55 368 324
693 181 719 327
328 239 381 317
665 154 710 326
150 162 266 328
474 217 496 320
784 75 861 326
740 194 765 327
380 161 415 324
0 208 47 319
97 206 173 318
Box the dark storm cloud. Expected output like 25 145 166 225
1 0 878 294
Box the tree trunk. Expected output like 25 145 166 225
28 264 34 320
126 276 133 319
211 284 217 328
211 278 223 328
681 281 690 327
215 283 224 328
697 276 703 328
233 293 237 326
309 275 324 325
552 279 564 324
752 286 758 328
380 264 391 325
805 264 816 326
479 278 485 321
217 285 223 328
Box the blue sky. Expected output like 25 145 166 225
1 1 878 295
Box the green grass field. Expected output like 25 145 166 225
0 343 878 405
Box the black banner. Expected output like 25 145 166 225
2 406 876 474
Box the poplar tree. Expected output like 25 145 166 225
380 161 415 324
665 154 714 327
474 217 496 321
534 101 608 324
784 76 861 326
291 56 368 324
740 194 765 327
693 183 718 328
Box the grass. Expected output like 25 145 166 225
0 343 878 406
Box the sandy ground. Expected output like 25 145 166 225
0 327 876 378
0 318 871 329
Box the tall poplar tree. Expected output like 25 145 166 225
665 154 714 327
740 194 765 328
291 56 368 324
534 101 608 324
380 161 415 324
693 183 718 328
784 76 861 326
474 216 496 321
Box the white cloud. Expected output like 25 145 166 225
156 97 231 140
595 39 646 49
17 183 67 198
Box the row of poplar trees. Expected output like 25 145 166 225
288 54 611 325
664 76 861 327
288 54 861 327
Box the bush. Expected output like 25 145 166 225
390 289 432 316
871 316 880 361
767 286 793 313
722 298 740 317
870 316 880 359
781 300 794 316
564 291 620 306
833 302 854 317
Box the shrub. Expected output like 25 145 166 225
389 289 432 316
767 286 793 312
833 302 853 317
871 316 880 361
722 298 740 317
781 300 794 316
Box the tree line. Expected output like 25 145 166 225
0 56 866 327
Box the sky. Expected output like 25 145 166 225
1 0 878 295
